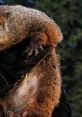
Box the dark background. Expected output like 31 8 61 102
0 0 82 117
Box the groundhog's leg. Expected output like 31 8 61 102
27 32 48 56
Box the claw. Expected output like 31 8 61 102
35 48 39 56
39 45 43 51
26 47 33 57
27 48 33 57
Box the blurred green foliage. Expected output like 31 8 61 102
3 0 82 117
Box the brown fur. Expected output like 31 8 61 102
0 48 61 117
0 5 63 117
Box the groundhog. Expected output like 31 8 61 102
0 5 63 56
0 5 63 117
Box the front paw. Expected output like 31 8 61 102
26 41 43 57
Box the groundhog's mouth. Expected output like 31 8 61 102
0 37 50 98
